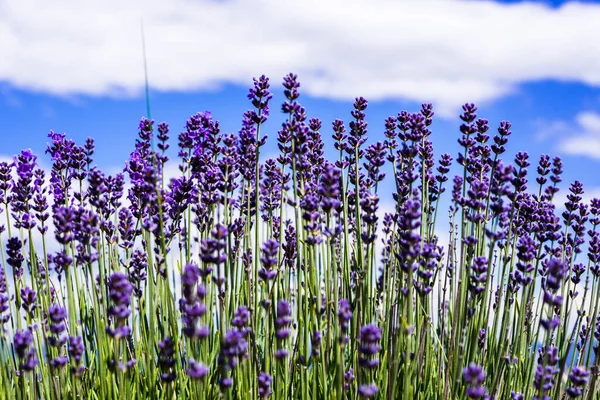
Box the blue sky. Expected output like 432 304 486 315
1 0 600 200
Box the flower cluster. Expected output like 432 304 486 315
2 74 600 400
47 304 68 368
463 363 488 399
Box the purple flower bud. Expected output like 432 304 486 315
311 331 322 357
48 304 67 336
358 384 378 398
534 346 559 394
358 324 381 369
232 306 250 330
274 300 292 359
128 250 147 298
6 237 24 279
50 355 69 369
0 267 8 326
219 329 248 370
344 368 355 391
274 349 289 360
338 299 352 344
566 366 590 398
106 272 133 342
20 286 36 318
186 359 208 380
259 239 279 282
258 372 273 398
158 336 176 382
462 363 487 399
14 329 37 372
219 377 233 390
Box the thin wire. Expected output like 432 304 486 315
141 19 154 149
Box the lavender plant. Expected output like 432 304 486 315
1 73 600 400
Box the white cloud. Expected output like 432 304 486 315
533 119 571 142
562 136 600 159
1 0 600 115
576 111 600 132
545 111 600 159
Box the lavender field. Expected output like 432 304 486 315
1 73 599 399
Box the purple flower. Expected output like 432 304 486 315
231 305 250 335
364 141 386 185
566 366 590 398
167 176 195 224
6 237 24 279
68 335 85 377
84 137 95 166
311 331 322 357
344 368 355 391
358 384 378 398
48 304 67 336
415 239 443 295
14 328 37 372
260 159 284 220
258 372 273 398
219 329 248 369
360 193 380 244
47 132 77 207
128 250 147 298
358 324 381 369
515 235 536 286
0 161 13 206
32 169 49 233
157 122 169 153
180 264 208 340
105 272 133 340
47 304 68 368
491 120 512 156
219 377 233 390
50 355 69 369
318 162 342 214
534 346 559 395
259 239 279 282
118 207 136 250
199 224 228 273
11 149 37 229
338 299 352 344
158 336 176 382
540 258 566 331
20 286 36 318
395 200 422 268
51 250 72 277
300 194 322 245
478 329 486 350
462 363 487 399
347 97 368 155
53 206 76 245
468 256 488 296
218 328 248 391
247 75 272 121
0 267 9 326
186 359 208 380
283 223 297 269
275 300 292 359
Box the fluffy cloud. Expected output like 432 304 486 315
1 0 600 115
543 112 600 159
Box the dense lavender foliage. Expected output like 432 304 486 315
1 74 600 399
